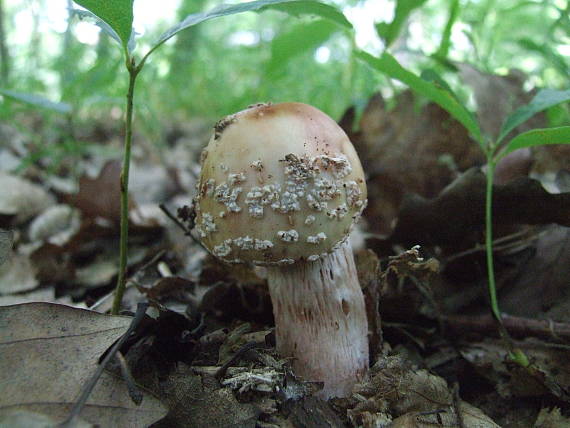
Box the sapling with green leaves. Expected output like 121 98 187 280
69 0 354 314
357 50 570 363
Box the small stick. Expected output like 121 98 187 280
444 313 570 343
452 383 465 428
215 341 259 380
116 351 143 405
159 203 204 248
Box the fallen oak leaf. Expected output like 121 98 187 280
391 168 570 247
65 161 134 225
0 173 55 225
0 302 166 427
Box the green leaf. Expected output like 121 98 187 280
498 126 570 159
261 1 352 29
72 0 134 52
498 89 570 143
70 9 121 46
0 89 72 114
355 50 483 145
267 20 339 77
420 69 458 99
434 0 460 59
145 0 352 63
377 0 427 47
518 38 569 78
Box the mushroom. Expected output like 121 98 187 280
193 102 368 398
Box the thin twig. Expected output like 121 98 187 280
215 341 259 380
116 351 143 405
159 203 205 249
452 383 465 428
444 227 540 265
57 303 149 427
444 313 570 343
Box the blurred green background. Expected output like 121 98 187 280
1 0 568 149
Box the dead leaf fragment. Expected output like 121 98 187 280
460 339 570 403
534 407 570 428
66 161 130 224
390 400 500 428
0 173 55 225
349 356 500 427
28 204 80 245
391 168 570 247
344 91 483 235
0 303 166 427
458 65 543 139
0 253 38 295
155 364 260 428
0 409 93 428
0 228 13 266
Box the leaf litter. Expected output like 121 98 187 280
1 74 570 426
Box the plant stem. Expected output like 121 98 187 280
484 160 500 321
111 59 139 315
485 157 515 350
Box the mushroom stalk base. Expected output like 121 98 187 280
266 241 369 399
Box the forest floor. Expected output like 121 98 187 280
1 76 570 427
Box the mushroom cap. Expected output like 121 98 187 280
194 102 367 266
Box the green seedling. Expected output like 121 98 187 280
357 50 570 358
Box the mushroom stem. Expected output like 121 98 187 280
266 240 369 399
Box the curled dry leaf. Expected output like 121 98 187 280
348 356 499 427
460 339 570 403
28 204 80 246
342 91 483 235
391 168 570 247
0 228 13 266
0 252 38 295
534 407 570 428
0 303 166 427
66 160 131 224
154 363 260 428
0 409 93 428
501 226 570 318
0 172 55 225
458 65 544 139
389 400 500 428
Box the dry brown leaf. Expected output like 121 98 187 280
153 363 260 428
0 409 93 428
0 173 55 225
0 303 166 427
66 161 130 224
0 252 38 295
28 204 80 246
534 407 570 428
391 168 570 247
350 356 499 427
501 226 570 318
390 400 500 428
343 91 483 235
460 339 570 403
0 228 13 267
0 287 74 307
457 65 544 140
